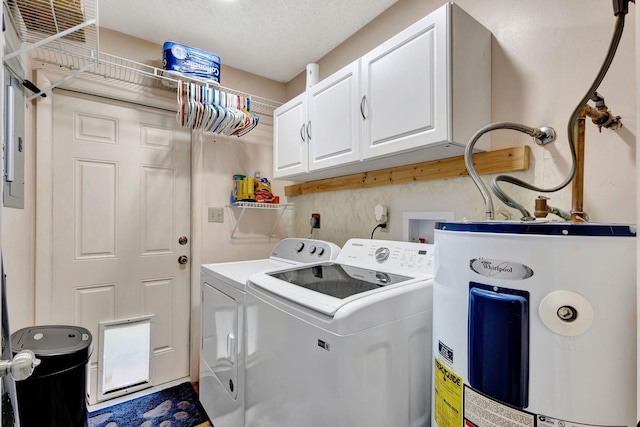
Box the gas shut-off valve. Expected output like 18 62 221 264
534 196 572 221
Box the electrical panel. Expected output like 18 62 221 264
3 65 25 209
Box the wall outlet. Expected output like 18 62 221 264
208 207 224 223
311 213 321 228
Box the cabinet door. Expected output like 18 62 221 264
361 4 448 160
273 92 308 178
307 60 361 171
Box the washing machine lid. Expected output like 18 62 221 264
250 262 418 316
202 258 294 290
200 239 342 291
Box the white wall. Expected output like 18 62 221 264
196 116 292 264
285 0 636 247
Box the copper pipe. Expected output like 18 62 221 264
584 105 610 124
571 108 586 222
584 104 622 131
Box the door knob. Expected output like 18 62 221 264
178 236 188 245
0 350 40 381
178 255 188 265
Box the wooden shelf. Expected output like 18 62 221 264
284 146 530 197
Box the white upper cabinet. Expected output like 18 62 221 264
274 2 490 182
273 60 361 179
360 5 448 160
361 2 490 162
273 92 307 178
307 60 361 172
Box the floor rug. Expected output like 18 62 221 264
88 382 212 427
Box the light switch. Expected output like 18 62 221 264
208 207 224 223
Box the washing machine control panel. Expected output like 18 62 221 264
270 238 341 263
339 238 434 274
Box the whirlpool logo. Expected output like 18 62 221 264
469 258 534 280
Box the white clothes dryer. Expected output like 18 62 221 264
244 238 435 427
199 238 341 427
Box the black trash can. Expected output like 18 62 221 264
11 325 93 427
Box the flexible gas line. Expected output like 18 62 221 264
464 123 556 220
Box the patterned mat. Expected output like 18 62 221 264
88 382 212 427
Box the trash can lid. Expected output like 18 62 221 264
11 325 93 377
11 325 92 356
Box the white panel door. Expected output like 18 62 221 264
50 91 191 403
273 92 308 178
307 60 361 171
361 4 449 160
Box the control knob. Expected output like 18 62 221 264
375 247 390 263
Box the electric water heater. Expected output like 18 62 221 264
432 222 636 427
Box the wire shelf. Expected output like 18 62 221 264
229 202 292 210
32 46 282 116
4 0 282 116
227 202 292 241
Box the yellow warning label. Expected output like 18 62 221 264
434 357 463 427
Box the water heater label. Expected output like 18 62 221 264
434 357 463 427
469 258 534 280
464 386 535 427
438 341 454 367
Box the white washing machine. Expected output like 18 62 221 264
244 238 436 427
200 238 341 427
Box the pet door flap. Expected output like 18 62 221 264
98 315 154 401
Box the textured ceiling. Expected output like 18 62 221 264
98 0 398 83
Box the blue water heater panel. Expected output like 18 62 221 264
468 282 529 408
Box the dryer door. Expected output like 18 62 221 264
202 282 238 398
